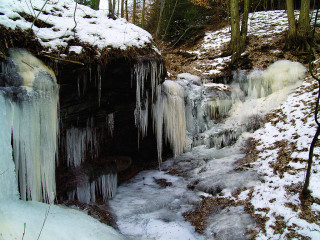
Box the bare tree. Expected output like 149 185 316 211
228 0 250 63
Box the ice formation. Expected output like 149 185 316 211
132 58 164 144
0 93 19 201
68 173 118 204
162 80 187 157
66 118 99 167
151 80 187 161
107 113 115 137
2 49 59 203
170 60 306 152
236 60 306 99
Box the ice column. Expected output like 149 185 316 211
153 80 186 160
4 49 59 203
0 92 19 200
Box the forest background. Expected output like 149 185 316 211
76 0 319 64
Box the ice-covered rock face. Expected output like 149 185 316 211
171 60 306 152
1 49 59 203
1 49 58 93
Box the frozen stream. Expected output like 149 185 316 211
109 145 256 239
109 60 307 239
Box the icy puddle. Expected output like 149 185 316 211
109 60 307 239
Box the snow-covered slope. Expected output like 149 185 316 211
0 0 152 52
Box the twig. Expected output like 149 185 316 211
72 2 78 38
22 223 26 240
171 25 203 48
29 0 49 33
42 54 85 65
36 204 51 240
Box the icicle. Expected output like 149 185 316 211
152 85 164 162
3 49 59 203
162 80 186 157
66 118 99 168
77 75 81 97
135 93 149 147
107 113 114 137
96 174 118 201
97 64 101 106
132 58 165 145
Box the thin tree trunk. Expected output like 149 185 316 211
125 0 128 20
240 0 249 50
108 0 114 17
302 8 319 197
121 0 124 18
113 0 116 17
141 0 146 28
163 0 178 39
133 0 137 24
155 0 166 39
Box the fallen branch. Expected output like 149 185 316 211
42 54 85 66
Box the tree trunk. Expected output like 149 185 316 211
121 0 124 18
297 0 311 39
141 0 146 28
286 0 297 39
155 0 166 39
113 0 116 17
125 0 128 20
133 0 137 24
108 0 114 17
240 0 249 50
230 0 241 63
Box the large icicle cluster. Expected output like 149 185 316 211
1 49 59 203
151 81 187 161
132 58 164 144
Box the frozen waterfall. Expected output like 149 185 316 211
1 49 59 203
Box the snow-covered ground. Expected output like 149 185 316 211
189 10 319 76
0 0 152 52
246 75 320 239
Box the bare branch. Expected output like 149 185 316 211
37 204 51 240
29 0 49 33
302 8 319 196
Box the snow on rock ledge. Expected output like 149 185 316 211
0 0 152 52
